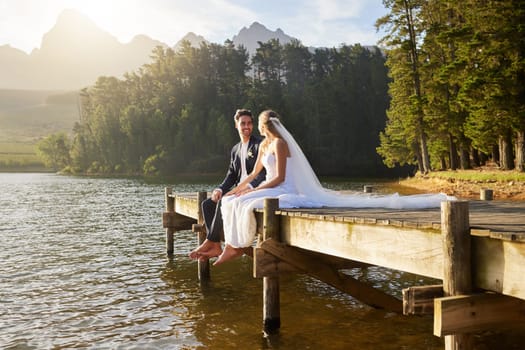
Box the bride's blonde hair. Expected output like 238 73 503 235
259 110 284 151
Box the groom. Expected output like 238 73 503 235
189 109 265 260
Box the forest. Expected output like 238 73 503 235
38 0 524 177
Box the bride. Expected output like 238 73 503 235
213 110 454 265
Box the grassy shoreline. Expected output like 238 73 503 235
398 169 525 201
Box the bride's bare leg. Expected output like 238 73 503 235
189 239 222 260
213 244 244 266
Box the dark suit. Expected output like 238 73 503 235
202 135 266 242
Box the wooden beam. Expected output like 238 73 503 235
472 236 525 300
441 200 473 349
162 212 196 230
253 247 301 277
279 215 444 279
260 239 402 313
253 244 369 278
262 198 280 335
251 200 525 301
297 248 372 270
434 293 525 336
402 285 443 315
165 187 175 256
196 192 209 281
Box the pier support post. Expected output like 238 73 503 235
439 201 473 350
165 187 175 256
480 188 493 200
196 191 209 281
263 198 280 335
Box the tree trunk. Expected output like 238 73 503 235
448 134 459 170
492 144 500 166
440 156 447 171
414 142 424 174
403 0 430 174
479 151 488 166
499 131 514 170
471 148 480 167
516 130 525 172
460 147 471 169
420 133 431 173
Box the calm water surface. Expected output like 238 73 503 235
0 173 443 349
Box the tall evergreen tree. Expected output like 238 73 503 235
377 0 431 173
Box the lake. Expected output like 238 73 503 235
0 173 444 349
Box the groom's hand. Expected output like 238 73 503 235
211 189 223 202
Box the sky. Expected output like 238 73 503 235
0 0 389 54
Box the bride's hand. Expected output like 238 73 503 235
236 187 255 196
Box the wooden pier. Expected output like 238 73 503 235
162 188 525 350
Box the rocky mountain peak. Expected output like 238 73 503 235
232 21 297 54
38 8 119 55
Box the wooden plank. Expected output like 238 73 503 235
402 284 443 315
279 215 444 279
489 231 525 242
174 194 200 219
260 239 402 313
472 236 525 300
434 293 525 336
173 194 525 301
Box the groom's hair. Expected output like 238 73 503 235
234 109 253 121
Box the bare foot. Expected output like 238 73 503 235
213 244 244 266
242 247 253 257
196 243 223 258
189 240 222 260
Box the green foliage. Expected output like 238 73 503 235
62 40 392 177
36 132 71 171
376 0 525 172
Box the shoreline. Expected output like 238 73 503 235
398 175 525 201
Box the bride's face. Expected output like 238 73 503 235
258 118 266 136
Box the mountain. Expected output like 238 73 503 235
0 9 166 90
232 22 296 55
0 11 300 90
174 32 209 51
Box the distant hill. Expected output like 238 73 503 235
0 9 303 90
0 89 79 142
0 9 167 90
0 11 369 144
0 11 308 143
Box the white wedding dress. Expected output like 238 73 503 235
221 152 300 247
221 118 455 248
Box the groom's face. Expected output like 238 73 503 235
236 115 253 141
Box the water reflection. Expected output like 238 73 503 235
1 173 446 349
159 251 445 350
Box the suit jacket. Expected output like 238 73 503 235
218 135 266 193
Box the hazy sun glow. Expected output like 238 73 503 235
65 0 148 43
0 0 389 54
